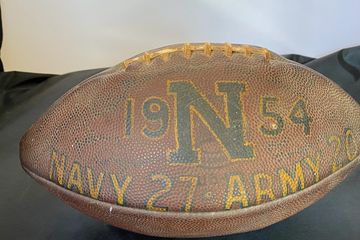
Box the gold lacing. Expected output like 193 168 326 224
121 43 272 69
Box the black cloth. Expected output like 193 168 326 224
0 6 4 72
0 47 359 240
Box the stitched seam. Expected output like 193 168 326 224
121 43 272 69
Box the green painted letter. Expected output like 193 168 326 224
168 81 254 164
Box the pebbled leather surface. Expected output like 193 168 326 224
0 45 359 239
23 156 360 237
18 43 360 237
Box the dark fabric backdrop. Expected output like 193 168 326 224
0 5 4 71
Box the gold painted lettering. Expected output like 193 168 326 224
305 153 320 182
146 175 172 212
49 150 65 186
67 162 83 194
254 173 275 205
86 168 104 199
328 135 342 172
279 162 305 197
225 175 249 209
110 174 132 206
345 129 358 161
179 176 198 212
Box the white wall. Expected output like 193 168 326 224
1 0 359 74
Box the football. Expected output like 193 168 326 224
20 43 360 237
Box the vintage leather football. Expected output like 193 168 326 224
20 43 360 237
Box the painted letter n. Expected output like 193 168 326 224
167 80 254 165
